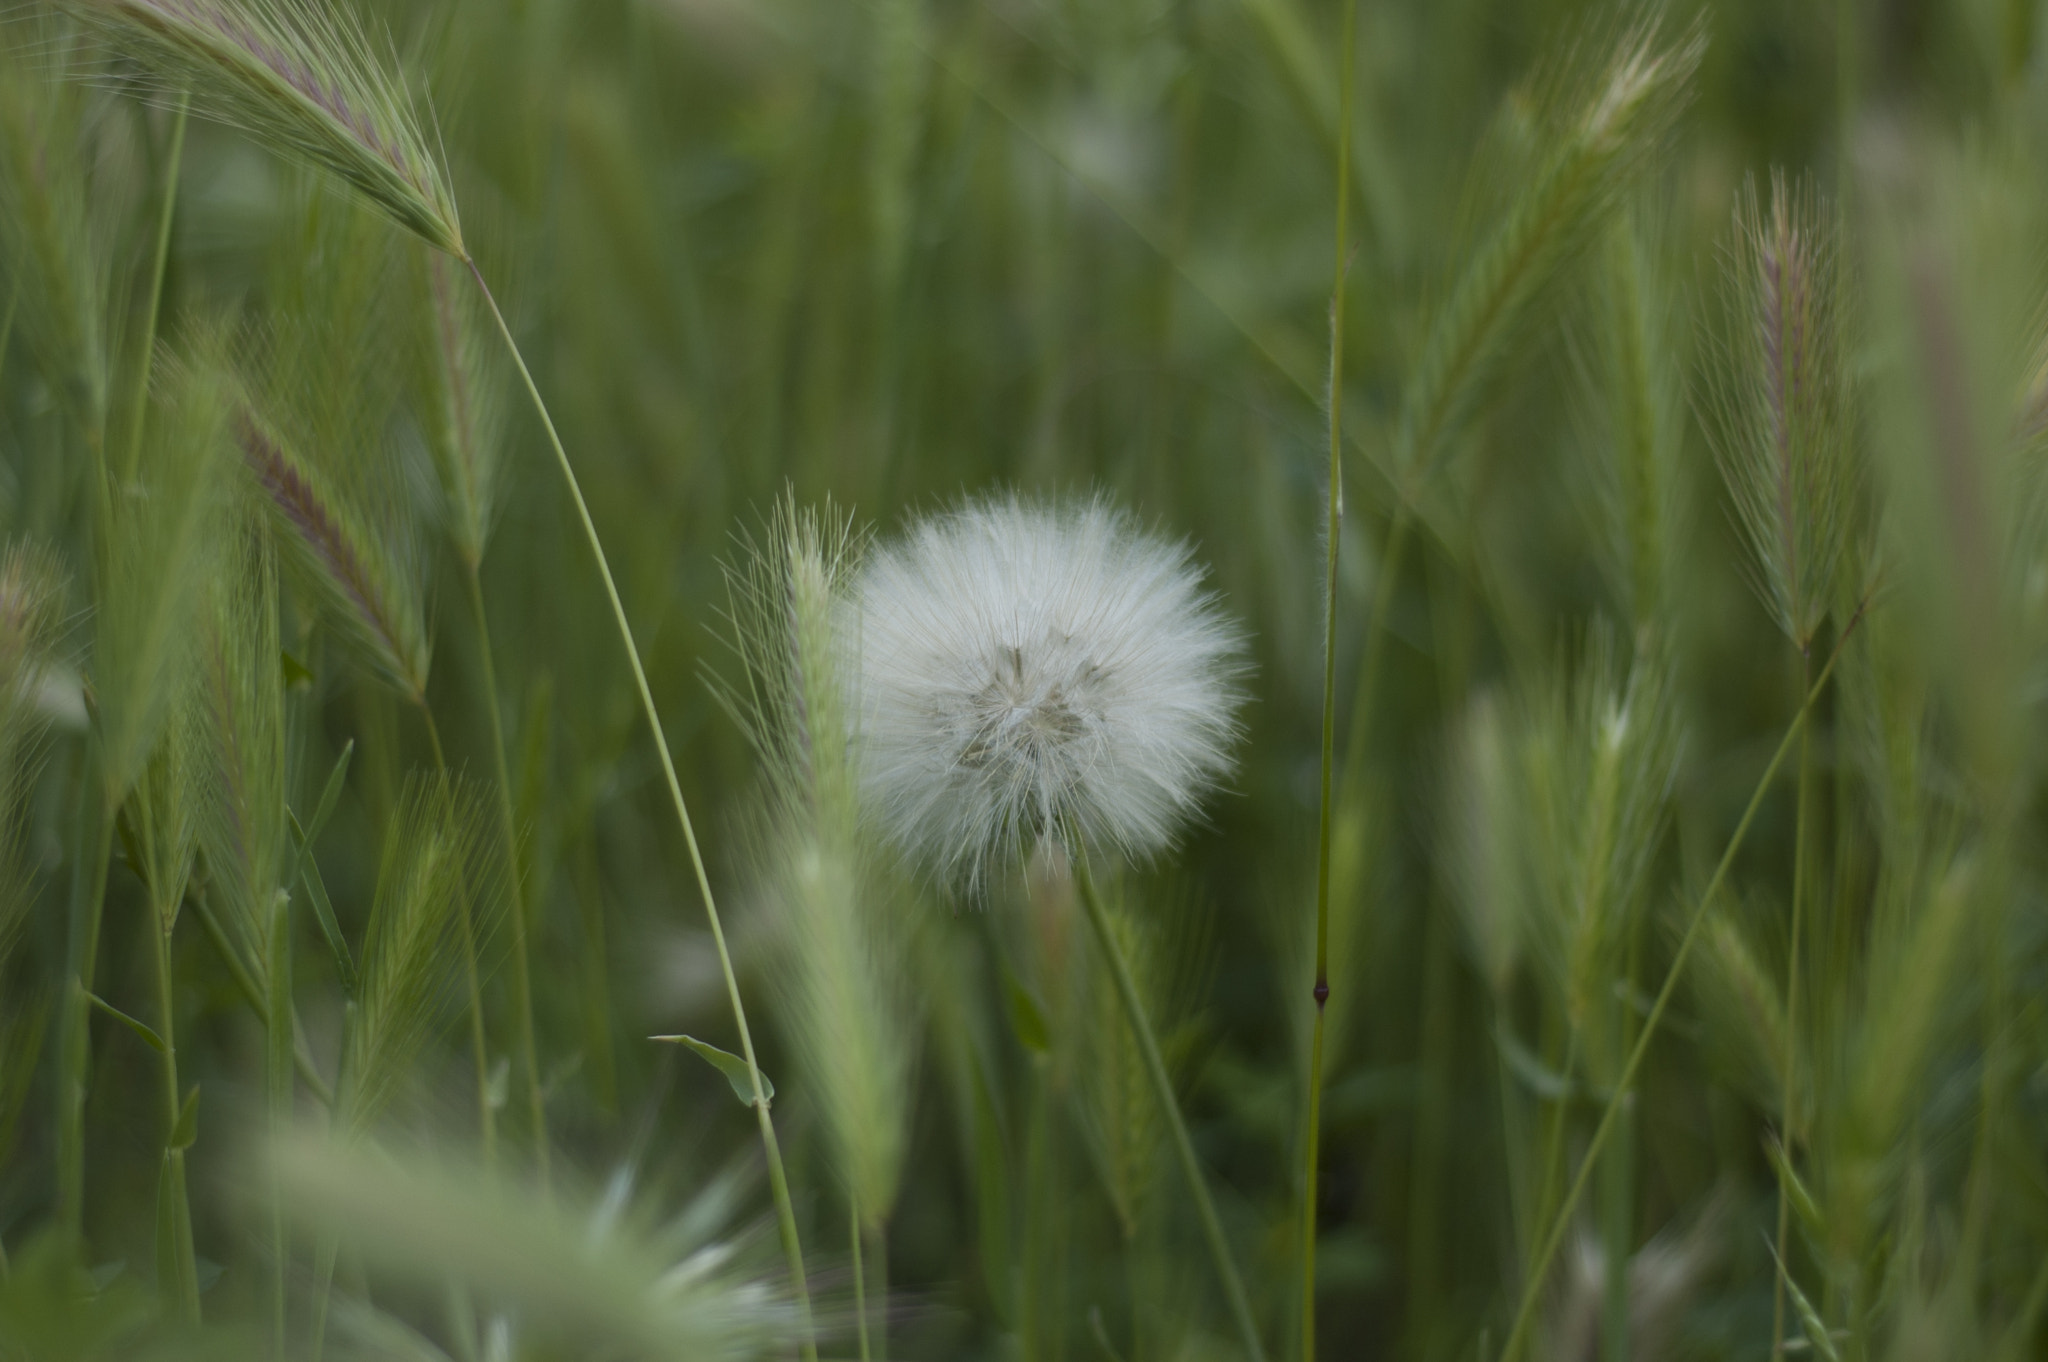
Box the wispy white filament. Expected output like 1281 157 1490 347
845 495 1245 889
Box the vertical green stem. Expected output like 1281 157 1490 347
1772 651 1817 1360
268 887 294 1353
1072 846 1268 1362
1304 5 1358 1355
464 259 816 1359
462 560 548 1190
1498 616 1862 1362
56 781 113 1244
149 897 199 1321
119 93 188 488
853 1197 872 1362
868 1222 890 1362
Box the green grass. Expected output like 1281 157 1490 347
1 1 2046 1359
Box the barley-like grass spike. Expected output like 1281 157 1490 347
69 0 464 257
237 410 431 704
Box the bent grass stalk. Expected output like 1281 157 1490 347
1497 595 1870 1362
1304 1 1357 1356
1070 836 1267 1362
465 259 816 1360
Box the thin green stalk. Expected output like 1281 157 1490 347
1303 4 1357 1356
464 259 815 1358
853 1197 872 1362
1072 846 1268 1362
1772 651 1818 1361
189 888 332 1106
1339 507 1413 802
56 779 113 1243
868 1223 889 1362
1498 602 1867 1362
268 886 293 1353
461 561 548 1191
120 93 189 488
149 904 200 1321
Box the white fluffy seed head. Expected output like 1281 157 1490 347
844 495 1247 891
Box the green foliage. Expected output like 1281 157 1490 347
7 0 2048 1358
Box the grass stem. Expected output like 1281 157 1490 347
464 258 816 1359
1072 846 1267 1362
1498 597 1869 1362
148 902 200 1321
1303 4 1358 1357
55 779 113 1244
1771 650 1818 1360
853 1196 872 1362
119 93 188 488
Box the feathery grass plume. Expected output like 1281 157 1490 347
237 409 431 705
194 519 288 987
1517 629 1680 1072
124 698 200 933
844 494 1247 892
1822 840 1975 1287
272 1138 799 1359
1076 877 1213 1244
715 498 915 1235
1688 894 1790 1115
1577 213 1686 632
342 772 491 1136
1703 171 1856 653
95 344 230 804
0 18 110 436
415 248 504 568
64 0 465 257
240 181 433 705
1394 15 1703 487
0 543 67 965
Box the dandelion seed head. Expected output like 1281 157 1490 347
845 495 1246 890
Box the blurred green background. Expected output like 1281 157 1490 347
4 0 2048 1358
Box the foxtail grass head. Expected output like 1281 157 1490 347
1706 171 1857 654
67 0 464 257
845 495 1246 892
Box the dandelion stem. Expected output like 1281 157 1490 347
462 558 548 1191
120 91 188 488
1304 3 1357 1356
1071 845 1268 1362
464 258 816 1359
1498 595 1869 1362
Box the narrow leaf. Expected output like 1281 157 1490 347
89 989 166 1054
651 1035 773 1107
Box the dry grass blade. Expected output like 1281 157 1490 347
67 0 464 256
